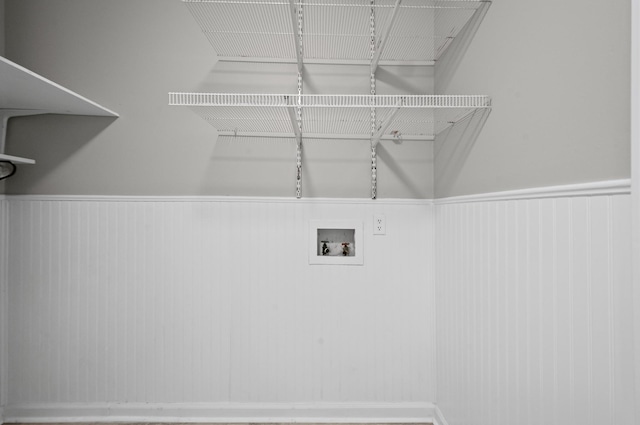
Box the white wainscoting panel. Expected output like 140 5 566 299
435 195 636 425
5 198 435 421
1 197 8 421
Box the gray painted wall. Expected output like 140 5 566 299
3 0 433 198
435 0 631 197
2 0 631 198
0 0 4 57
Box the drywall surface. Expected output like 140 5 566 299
3 0 434 198
436 194 635 425
435 0 631 197
6 197 435 413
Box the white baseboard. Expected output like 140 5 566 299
2 402 438 423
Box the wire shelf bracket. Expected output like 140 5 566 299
0 110 45 165
288 0 304 73
370 0 402 74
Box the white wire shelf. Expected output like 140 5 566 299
183 0 488 64
169 92 491 138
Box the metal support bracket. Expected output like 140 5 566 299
370 99 403 199
286 0 304 198
370 144 378 199
371 99 404 149
371 0 402 74
285 98 304 198
286 103 303 146
0 110 43 164
289 0 304 74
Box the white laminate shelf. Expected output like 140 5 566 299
0 56 118 117
0 55 119 165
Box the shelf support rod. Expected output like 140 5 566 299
0 110 44 156
371 99 404 148
288 0 304 74
370 99 402 199
286 105 303 147
371 0 402 74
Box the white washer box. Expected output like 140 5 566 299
309 220 363 265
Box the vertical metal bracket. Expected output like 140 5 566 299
369 0 377 199
285 99 303 199
370 144 378 199
290 0 304 198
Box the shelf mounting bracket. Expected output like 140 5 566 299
0 109 47 164
370 99 403 199
289 0 304 74
289 0 305 198
371 0 402 74
286 99 304 199
0 110 45 159
286 104 303 147
371 99 404 149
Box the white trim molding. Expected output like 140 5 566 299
2 402 438 424
436 179 631 204
4 179 632 206
4 195 434 206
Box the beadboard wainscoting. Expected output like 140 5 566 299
435 193 636 425
3 197 436 423
1 183 637 425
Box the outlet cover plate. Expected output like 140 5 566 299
373 214 386 235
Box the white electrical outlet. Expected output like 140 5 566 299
373 214 386 235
